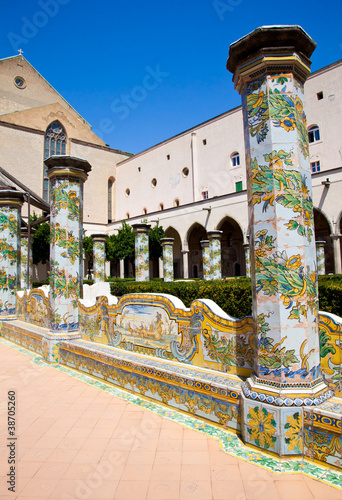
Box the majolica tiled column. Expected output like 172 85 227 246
132 223 150 281
200 240 210 280
161 237 174 282
208 230 222 280
243 242 250 278
43 156 91 361
0 189 24 317
20 228 33 289
92 234 107 283
227 26 331 455
316 241 326 276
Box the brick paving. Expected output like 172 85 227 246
0 341 341 500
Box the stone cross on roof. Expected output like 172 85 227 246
18 49 23 55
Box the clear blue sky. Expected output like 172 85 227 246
1 0 342 154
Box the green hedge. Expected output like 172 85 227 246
318 275 342 317
31 274 342 320
109 278 253 319
109 275 342 319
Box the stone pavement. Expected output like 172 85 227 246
0 339 341 500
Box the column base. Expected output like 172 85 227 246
243 374 333 407
42 331 81 363
241 391 305 456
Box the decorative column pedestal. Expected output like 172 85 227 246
132 224 150 281
42 155 91 362
227 26 332 456
315 241 326 276
161 238 174 282
208 230 223 280
20 228 33 290
200 240 211 280
0 188 24 318
243 242 250 278
92 233 107 282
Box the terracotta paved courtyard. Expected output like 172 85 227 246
0 340 341 500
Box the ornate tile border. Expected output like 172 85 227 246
1 337 342 490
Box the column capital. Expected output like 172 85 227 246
21 227 35 238
0 187 25 207
132 223 151 234
331 233 342 240
92 233 107 243
207 230 223 240
227 25 316 93
200 239 209 248
160 237 174 246
45 155 91 182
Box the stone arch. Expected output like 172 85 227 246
217 216 244 277
314 208 334 274
164 226 182 279
186 223 207 279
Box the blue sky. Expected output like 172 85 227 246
1 0 342 154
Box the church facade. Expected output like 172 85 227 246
0 54 341 279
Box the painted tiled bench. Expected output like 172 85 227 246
1 286 341 468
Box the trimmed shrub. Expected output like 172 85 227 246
109 278 253 319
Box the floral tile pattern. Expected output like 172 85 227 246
1 336 342 491
133 225 150 281
93 239 106 282
49 178 83 331
0 207 21 316
161 239 174 282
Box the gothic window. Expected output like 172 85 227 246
43 122 67 201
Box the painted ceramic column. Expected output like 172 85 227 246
20 228 33 289
132 223 150 281
315 241 325 276
46 156 91 333
228 26 331 455
182 249 189 279
208 230 222 280
200 240 210 280
0 188 24 317
92 233 107 282
243 242 250 278
161 237 174 282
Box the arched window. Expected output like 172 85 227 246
308 125 320 143
43 122 66 201
231 152 240 167
108 178 114 223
